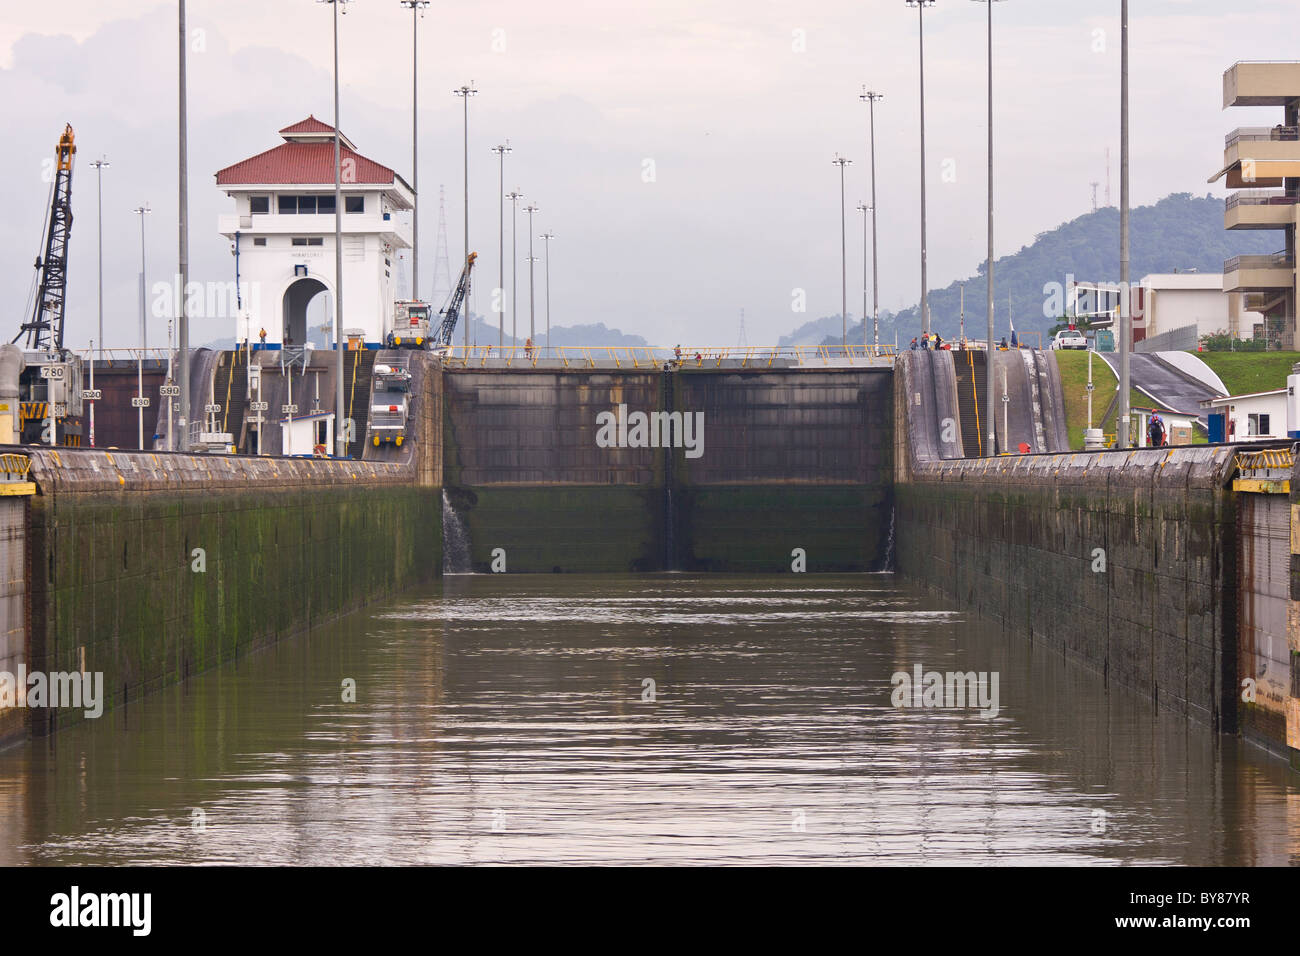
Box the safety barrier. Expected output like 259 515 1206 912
438 344 898 369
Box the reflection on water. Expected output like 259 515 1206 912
0 574 1296 865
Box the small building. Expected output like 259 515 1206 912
280 410 334 457
1131 406 1199 447
1199 389 1289 442
215 117 413 350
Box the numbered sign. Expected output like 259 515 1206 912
82 389 103 401
131 397 151 408
281 404 299 415
249 401 269 412
160 384 181 397
39 365 66 379
204 403 221 413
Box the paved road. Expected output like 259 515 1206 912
1098 351 1222 423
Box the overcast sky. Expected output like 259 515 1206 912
1 0 1295 349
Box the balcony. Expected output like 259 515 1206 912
1223 252 1295 292
1224 62 1300 108
1224 190 1300 230
217 212 413 247
1219 125 1300 188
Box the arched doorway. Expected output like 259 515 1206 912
282 277 330 347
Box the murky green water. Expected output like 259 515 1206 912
1 574 1296 865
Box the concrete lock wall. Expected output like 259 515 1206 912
441 366 893 572
17 448 440 741
895 448 1241 730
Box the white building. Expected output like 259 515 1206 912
1138 273 1263 343
1200 389 1289 441
215 117 413 349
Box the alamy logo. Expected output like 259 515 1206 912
0 667 104 719
595 403 705 459
890 664 1000 718
50 886 151 936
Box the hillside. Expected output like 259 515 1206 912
820 193 1276 347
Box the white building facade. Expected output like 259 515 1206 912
215 117 413 349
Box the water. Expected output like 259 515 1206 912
0 574 1296 865
441 490 472 574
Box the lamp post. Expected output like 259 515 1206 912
907 0 935 336
453 83 478 349
400 1 428 299
133 204 152 350
178 0 191 450
859 89 883 353
856 201 870 354
1118 0 1131 448
972 0 1005 456
318 0 350 457
524 203 538 346
507 189 523 348
832 155 852 351
539 232 555 355
491 142 512 350
90 156 109 446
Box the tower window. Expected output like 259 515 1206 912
278 195 297 215
292 237 324 247
250 196 269 214
253 237 267 246
346 196 364 214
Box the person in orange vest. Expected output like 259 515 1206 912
525 337 535 360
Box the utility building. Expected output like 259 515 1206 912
215 117 413 349
1210 62 1300 350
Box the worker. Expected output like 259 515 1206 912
674 344 682 362
525 337 535 360
933 333 943 350
258 328 267 346
909 337 919 351
1147 413 1166 448
999 337 1008 350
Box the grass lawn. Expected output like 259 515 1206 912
1055 352 1203 448
1192 351 1300 397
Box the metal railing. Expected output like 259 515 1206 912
0 454 31 480
1234 447 1294 473
1224 251 1295 271
72 348 172 364
1226 125 1299 147
437 344 898 369
1225 191 1300 210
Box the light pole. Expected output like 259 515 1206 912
400 1 428 300
90 156 109 447
540 232 555 355
833 155 852 351
907 0 935 337
133 205 152 349
507 189 523 348
453 83 478 349
860 89 883 353
178 0 191 451
972 0 1005 456
319 0 350 457
1118 0 1131 448
491 142 512 350
856 201 870 354
525 203 538 346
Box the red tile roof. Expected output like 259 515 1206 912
216 141 398 186
278 116 336 136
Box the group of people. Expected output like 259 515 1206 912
908 332 953 351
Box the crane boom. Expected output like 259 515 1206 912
17 124 76 352
435 252 476 348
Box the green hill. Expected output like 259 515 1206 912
821 193 1276 347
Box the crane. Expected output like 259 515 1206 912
434 251 476 349
17 124 76 353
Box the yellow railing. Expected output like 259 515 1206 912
437 344 898 369
1234 448 1294 473
0 454 31 478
